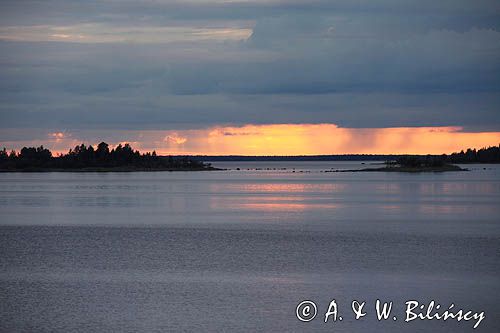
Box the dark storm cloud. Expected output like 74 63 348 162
0 0 499 131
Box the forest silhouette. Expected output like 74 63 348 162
0 142 212 171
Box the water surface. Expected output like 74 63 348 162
1 162 499 332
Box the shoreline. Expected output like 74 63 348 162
0 163 470 173
0 167 222 173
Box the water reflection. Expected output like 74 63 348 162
0 162 499 226
1 164 500 332
211 196 341 212
238 202 339 212
211 182 347 194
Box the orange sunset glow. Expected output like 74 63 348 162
197 124 500 156
5 124 499 156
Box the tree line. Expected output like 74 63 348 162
0 142 210 171
392 145 500 167
446 145 500 163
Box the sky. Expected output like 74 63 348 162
0 0 499 155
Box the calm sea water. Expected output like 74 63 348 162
1 162 499 332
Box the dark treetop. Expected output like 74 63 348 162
0 142 214 171
446 145 500 164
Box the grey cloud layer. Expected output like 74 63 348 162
0 0 499 131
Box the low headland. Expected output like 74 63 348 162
0 142 217 172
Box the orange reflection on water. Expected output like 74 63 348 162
210 195 341 212
210 181 345 212
238 201 340 212
240 183 347 194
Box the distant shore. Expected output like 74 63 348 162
188 146 500 163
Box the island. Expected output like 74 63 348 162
0 142 217 172
347 156 467 173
